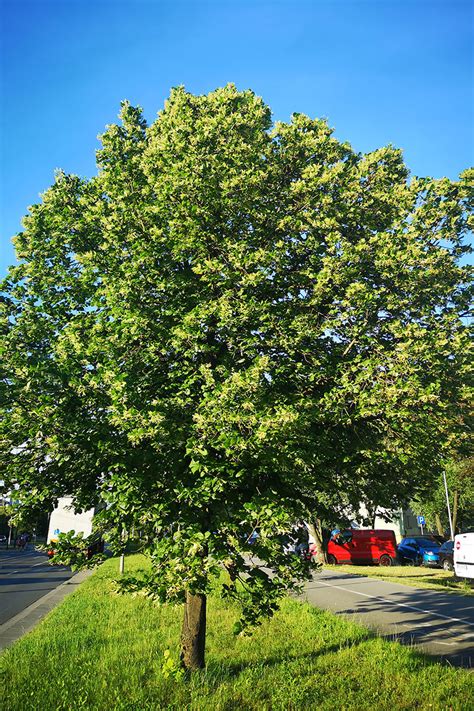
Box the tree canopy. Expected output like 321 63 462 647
1 85 472 668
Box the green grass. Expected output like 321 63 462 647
1 555 472 711
326 563 474 595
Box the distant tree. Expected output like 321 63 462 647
411 458 474 536
1 85 472 669
0 505 11 537
0 493 49 540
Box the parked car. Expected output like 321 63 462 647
311 529 398 566
454 532 474 583
437 540 454 571
397 536 441 566
0 534 7 545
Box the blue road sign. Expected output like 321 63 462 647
417 516 425 526
54 528 60 535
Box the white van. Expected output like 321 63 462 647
454 532 474 581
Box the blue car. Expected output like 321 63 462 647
398 536 441 567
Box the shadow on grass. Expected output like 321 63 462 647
203 627 453 684
331 595 474 669
378 630 474 670
206 634 371 679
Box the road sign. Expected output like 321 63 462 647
54 528 60 535
417 516 425 526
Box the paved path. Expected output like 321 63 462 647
302 569 474 668
0 548 74 626
0 547 88 650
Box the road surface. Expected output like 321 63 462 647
303 569 474 668
0 547 74 626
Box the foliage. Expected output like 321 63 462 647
411 457 474 534
161 649 186 681
5 497 50 534
0 504 12 521
0 85 472 655
40 530 107 570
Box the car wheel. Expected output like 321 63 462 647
327 554 337 565
379 554 392 567
442 558 453 572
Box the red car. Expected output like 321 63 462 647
311 529 398 566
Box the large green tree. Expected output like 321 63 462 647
1 85 472 669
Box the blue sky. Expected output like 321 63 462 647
1 0 472 278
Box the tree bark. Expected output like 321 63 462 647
371 508 378 529
435 513 444 537
119 528 126 574
308 519 327 564
180 591 207 670
452 490 459 535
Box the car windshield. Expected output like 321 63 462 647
415 538 439 549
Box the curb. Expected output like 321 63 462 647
0 569 93 651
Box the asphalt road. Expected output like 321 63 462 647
302 569 474 668
0 547 74 626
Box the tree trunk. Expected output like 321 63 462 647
435 513 444 537
371 508 378 529
119 528 126 574
452 490 459 535
180 591 206 670
308 519 327 564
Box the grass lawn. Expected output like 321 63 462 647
325 563 474 595
1 555 472 711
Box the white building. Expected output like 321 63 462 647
357 504 421 542
47 497 95 542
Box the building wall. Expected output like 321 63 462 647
358 504 421 541
47 497 95 542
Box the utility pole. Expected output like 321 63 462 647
443 471 454 540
